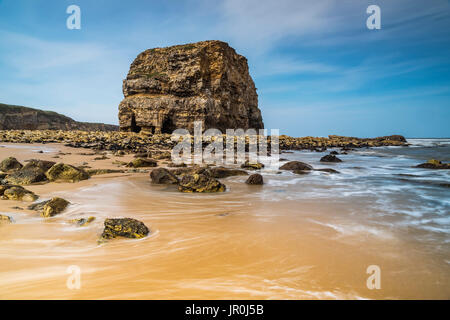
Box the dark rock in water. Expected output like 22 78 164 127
150 168 179 184
241 161 264 170
101 218 149 239
0 157 23 172
46 163 90 182
320 154 342 163
280 161 313 171
415 159 450 169
245 173 263 185
127 158 157 168
330 151 339 155
1 185 38 202
0 214 13 224
293 170 311 175
41 197 70 218
170 166 210 177
69 217 95 227
209 167 248 178
178 173 226 193
118 40 263 134
315 168 340 174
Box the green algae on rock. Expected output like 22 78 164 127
100 218 149 240
0 157 23 173
150 168 179 184
69 216 96 227
127 158 157 168
41 197 70 218
45 163 90 182
1 185 38 202
178 173 226 193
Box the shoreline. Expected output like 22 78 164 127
0 141 449 299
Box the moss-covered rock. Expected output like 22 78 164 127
240 161 264 170
4 167 47 185
45 163 90 182
127 158 157 168
2 186 38 202
41 197 70 218
0 157 23 172
416 159 450 169
150 168 179 184
178 173 226 193
101 218 149 240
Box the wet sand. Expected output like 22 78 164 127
0 143 449 299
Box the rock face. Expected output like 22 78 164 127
0 103 118 131
118 40 264 134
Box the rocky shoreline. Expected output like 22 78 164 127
0 130 408 154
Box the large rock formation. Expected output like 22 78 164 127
0 103 118 131
118 40 264 134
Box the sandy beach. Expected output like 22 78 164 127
0 141 449 299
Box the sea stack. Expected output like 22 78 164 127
118 40 264 134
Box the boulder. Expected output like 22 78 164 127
23 159 56 171
0 157 23 172
4 168 47 185
118 40 263 134
415 159 450 169
293 170 311 175
45 163 90 182
101 218 150 239
178 174 226 193
28 200 50 211
41 197 70 218
241 161 264 170
320 154 342 163
2 186 38 202
280 161 313 171
245 173 264 185
209 167 248 178
150 168 179 184
127 158 157 168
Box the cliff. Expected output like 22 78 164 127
0 103 118 131
118 40 264 134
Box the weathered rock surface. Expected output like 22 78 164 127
127 158 157 168
241 161 264 170
178 173 226 193
279 161 313 171
45 163 90 182
0 157 23 172
41 197 70 218
0 103 118 131
245 173 264 185
101 218 150 240
150 168 179 184
1 185 38 202
415 159 450 169
118 40 264 134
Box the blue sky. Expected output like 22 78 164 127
0 0 449 137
